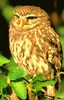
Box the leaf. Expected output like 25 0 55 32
60 38 64 69
24 75 32 81
2 5 14 21
31 74 44 83
40 97 51 100
0 55 10 66
32 78 57 92
8 66 27 80
0 96 5 100
57 26 64 36
6 57 17 67
55 78 64 99
0 75 8 89
11 81 27 99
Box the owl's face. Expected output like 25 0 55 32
11 6 49 31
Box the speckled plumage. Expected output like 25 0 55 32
9 6 62 97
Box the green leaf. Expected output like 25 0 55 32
11 81 27 99
40 97 50 100
8 66 27 80
0 55 10 66
0 96 5 100
31 74 44 83
55 78 64 99
2 6 14 21
0 75 8 89
57 26 64 36
61 10 64 22
24 75 32 82
32 78 57 92
6 56 17 67
60 38 64 69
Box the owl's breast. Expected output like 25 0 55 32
9 27 62 75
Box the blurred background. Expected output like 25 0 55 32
0 0 64 68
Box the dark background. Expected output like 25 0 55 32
0 0 64 58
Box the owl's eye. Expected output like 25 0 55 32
27 16 37 20
14 13 20 19
15 15 20 18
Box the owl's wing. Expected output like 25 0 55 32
45 27 62 71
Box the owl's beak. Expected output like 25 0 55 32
21 19 28 28
14 18 27 28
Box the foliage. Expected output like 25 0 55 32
56 25 64 70
0 54 64 100
55 78 64 100
2 5 14 21
11 81 27 99
0 55 10 66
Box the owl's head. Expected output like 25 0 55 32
11 5 49 31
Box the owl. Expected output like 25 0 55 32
9 6 62 97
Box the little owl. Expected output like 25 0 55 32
9 6 62 97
